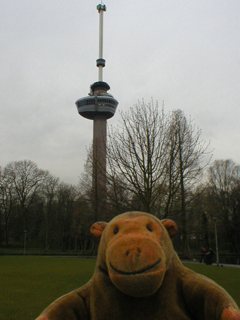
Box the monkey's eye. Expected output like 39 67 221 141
146 225 153 232
114 227 119 235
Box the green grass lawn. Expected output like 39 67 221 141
184 263 240 307
0 256 96 320
0 257 239 320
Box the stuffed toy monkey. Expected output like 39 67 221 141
36 211 240 320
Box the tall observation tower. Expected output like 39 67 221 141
75 4 118 220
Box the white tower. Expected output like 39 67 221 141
75 4 118 220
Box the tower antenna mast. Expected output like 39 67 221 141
96 3 106 81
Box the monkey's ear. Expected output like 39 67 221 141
161 219 178 238
90 222 108 241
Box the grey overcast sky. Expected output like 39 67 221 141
1 1 240 185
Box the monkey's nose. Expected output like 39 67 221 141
126 248 141 268
126 248 141 256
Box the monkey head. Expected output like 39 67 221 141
91 211 178 298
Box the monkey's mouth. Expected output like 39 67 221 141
110 258 161 275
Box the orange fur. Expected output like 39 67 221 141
222 307 240 320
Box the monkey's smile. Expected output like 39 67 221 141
110 258 161 275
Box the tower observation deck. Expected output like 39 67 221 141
76 81 118 120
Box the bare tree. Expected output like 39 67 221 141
207 159 240 252
167 110 211 257
0 167 16 247
107 103 211 223
107 100 168 214
72 194 94 253
56 183 77 250
3 160 48 238
41 173 59 250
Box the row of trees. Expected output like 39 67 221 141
0 160 93 251
0 101 240 258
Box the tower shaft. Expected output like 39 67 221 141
93 115 107 220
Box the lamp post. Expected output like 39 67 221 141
213 218 219 267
